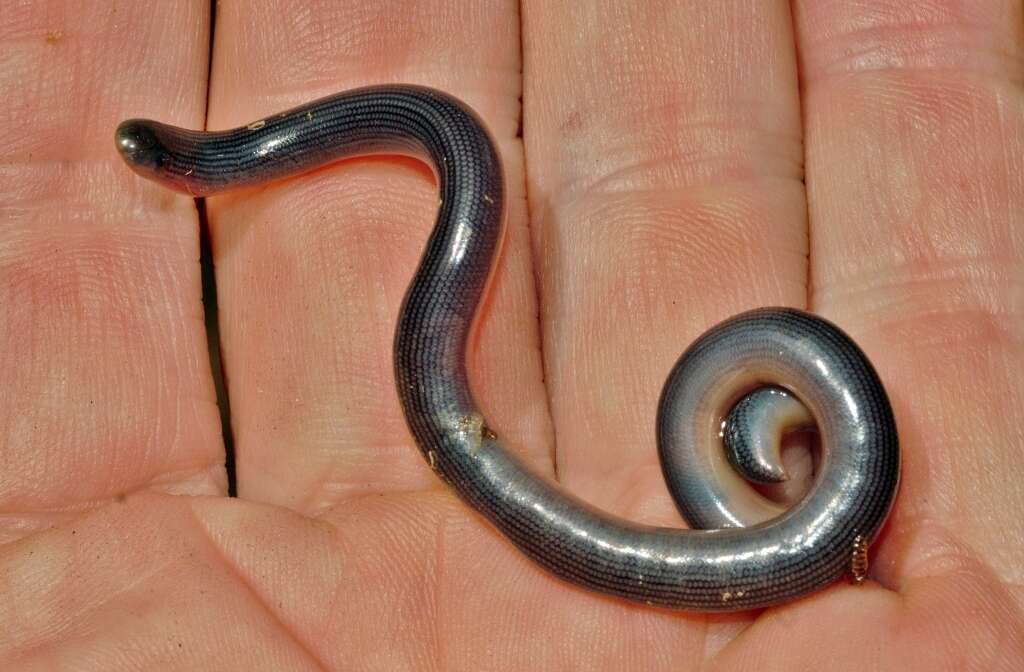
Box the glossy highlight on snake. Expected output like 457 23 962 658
115 84 900 611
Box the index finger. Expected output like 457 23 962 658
0 1 222 542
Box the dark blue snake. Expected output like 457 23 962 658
115 85 900 611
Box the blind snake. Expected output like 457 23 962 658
115 84 900 611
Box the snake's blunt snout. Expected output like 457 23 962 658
115 120 202 195
115 120 164 169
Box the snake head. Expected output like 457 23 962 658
116 120 167 170
115 119 203 195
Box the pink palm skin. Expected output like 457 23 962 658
1 1 1022 669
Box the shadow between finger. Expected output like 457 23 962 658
198 198 236 497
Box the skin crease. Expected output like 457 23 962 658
0 0 1022 668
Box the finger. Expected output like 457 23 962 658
522 0 806 524
793 0 1024 592
205 1 544 512
0 2 221 543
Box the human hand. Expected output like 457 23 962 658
2 1 1022 670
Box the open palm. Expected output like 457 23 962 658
3 1 1023 669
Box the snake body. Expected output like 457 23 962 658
115 85 900 611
